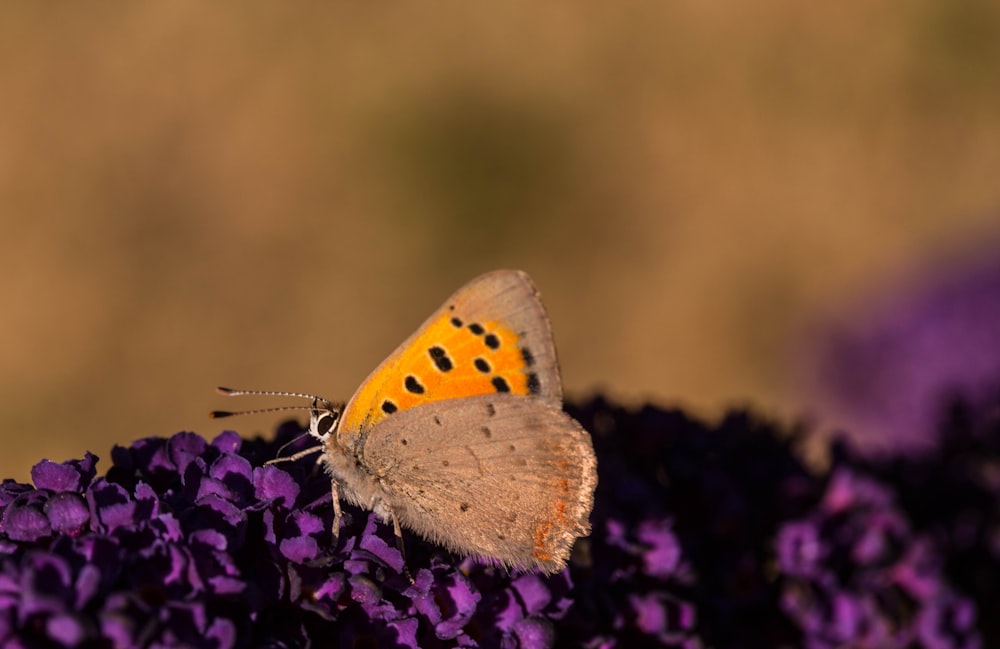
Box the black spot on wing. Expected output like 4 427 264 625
468 323 485 335
428 346 454 372
381 400 398 414
492 376 511 393
526 372 541 395
450 317 463 328
404 375 425 394
474 358 490 373
521 347 535 367
484 334 500 350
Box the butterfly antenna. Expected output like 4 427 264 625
216 386 327 401
209 404 321 419
212 387 339 418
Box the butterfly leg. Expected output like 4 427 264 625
375 499 413 582
330 479 343 541
393 512 415 583
302 479 344 569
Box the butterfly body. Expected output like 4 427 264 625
310 270 596 573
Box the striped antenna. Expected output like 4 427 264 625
216 386 327 401
210 386 340 419
209 404 321 419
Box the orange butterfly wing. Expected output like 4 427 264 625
336 270 563 441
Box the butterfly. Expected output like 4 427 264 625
216 270 597 574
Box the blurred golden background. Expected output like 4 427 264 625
1 2 999 482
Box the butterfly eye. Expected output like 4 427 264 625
310 408 340 438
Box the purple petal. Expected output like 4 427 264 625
280 536 319 563
44 493 90 535
489 589 522 632
208 575 246 596
180 457 210 500
852 512 907 565
86 480 135 532
348 574 383 606
152 512 184 542
195 476 237 503
133 481 161 521
314 572 347 603
514 617 555 649
168 432 208 475
410 573 444 626
434 572 480 640
776 521 824 576
388 617 420 648
358 526 404 572
206 616 237 649
114 437 173 475
344 558 374 576
637 520 682 578
45 613 85 645
512 574 551 616
823 469 893 513
31 460 81 493
190 529 228 551
208 454 253 504
2 501 51 542
74 534 119 567
0 480 33 508
291 510 324 536
194 493 245 529
211 430 243 454
892 541 944 602
253 466 300 508
604 518 627 549
20 552 73 617
630 593 666 635
75 564 102 609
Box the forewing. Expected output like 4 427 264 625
360 394 596 573
338 270 563 439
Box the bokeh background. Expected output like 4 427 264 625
2 2 999 482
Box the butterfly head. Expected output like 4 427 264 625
212 386 343 441
307 397 342 441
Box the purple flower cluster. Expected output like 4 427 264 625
775 467 979 649
2 393 997 648
800 252 1000 646
561 402 816 648
0 425 575 648
806 255 1000 454
831 398 1000 647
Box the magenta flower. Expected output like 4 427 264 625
1 394 994 647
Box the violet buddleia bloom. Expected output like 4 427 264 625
0 404 707 648
775 467 980 649
831 398 1000 647
560 399 821 648
806 255 1000 454
2 396 992 647
0 421 592 648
